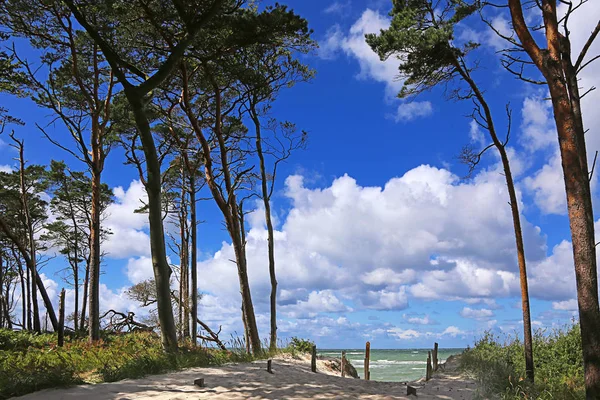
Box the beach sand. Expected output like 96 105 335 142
14 354 479 399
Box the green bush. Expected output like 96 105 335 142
288 337 314 354
461 323 584 399
0 329 276 399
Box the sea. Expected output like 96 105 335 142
319 348 464 382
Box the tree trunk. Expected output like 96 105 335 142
178 176 189 340
17 143 40 332
128 92 178 352
189 177 198 345
251 109 278 352
500 146 535 381
547 67 600 397
0 252 4 328
25 256 31 330
15 251 26 329
453 58 535 382
232 209 261 355
88 168 102 342
506 1 600 394
81 255 90 331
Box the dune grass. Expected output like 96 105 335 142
0 329 299 399
460 322 584 399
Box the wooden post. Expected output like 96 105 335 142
341 351 346 377
311 345 317 373
426 351 432 381
364 341 371 381
407 385 417 396
267 359 272 374
433 342 439 372
58 288 65 347
194 378 204 387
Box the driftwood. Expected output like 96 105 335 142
99 309 154 333
171 294 226 350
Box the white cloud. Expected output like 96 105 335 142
324 1 351 15
520 97 556 152
0 164 12 173
103 180 151 258
442 326 466 337
361 268 417 286
460 307 495 320
523 151 566 215
281 290 351 319
552 299 578 311
388 327 422 340
125 256 155 284
529 240 576 300
194 163 560 337
319 9 402 98
393 101 433 122
403 314 437 325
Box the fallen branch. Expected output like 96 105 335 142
99 309 154 333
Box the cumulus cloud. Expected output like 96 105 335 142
442 326 466 337
0 164 12 173
194 163 561 340
403 313 438 325
552 299 578 311
281 290 352 319
393 101 433 122
103 180 151 258
460 307 495 320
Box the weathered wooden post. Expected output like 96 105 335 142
407 385 417 396
364 341 371 381
433 342 439 372
426 351 432 381
194 378 205 387
311 345 317 372
267 359 273 373
58 288 65 347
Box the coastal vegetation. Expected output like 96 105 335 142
0 328 308 399
461 323 584 399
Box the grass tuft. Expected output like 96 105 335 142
460 322 584 399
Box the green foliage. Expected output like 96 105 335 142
461 323 585 399
288 337 314 354
0 329 280 399
366 0 480 98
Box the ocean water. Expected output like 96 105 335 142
319 348 464 382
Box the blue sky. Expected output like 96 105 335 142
2 0 599 349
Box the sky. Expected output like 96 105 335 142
1 0 600 349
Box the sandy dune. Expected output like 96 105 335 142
14 355 479 400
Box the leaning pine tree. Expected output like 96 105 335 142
366 0 535 381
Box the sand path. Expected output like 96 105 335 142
14 355 478 399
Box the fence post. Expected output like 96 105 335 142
311 345 317 372
364 341 371 381
58 288 65 347
433 342 439 372
341 351 346 377
267 359 272 373
426 351 432 381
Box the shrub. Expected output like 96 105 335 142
288 337 314 354
461 323 584 399
0 329 275 399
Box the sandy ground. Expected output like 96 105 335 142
14 354 479 400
